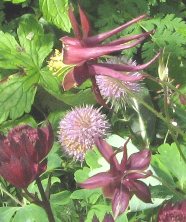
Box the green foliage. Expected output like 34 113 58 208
39 0 71 32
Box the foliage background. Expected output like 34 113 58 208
0 0 186 221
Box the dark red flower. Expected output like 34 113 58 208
79 138 152 219
158 200 186 222
0 124 53 188
60 5 160 101
92 213 115 222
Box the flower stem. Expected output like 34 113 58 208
36 177 55 222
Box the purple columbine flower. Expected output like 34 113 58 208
58 105 110 161
79 138 152 219
60 5 160 106
158 200 186 222
95 56 141 110
92 214 114 222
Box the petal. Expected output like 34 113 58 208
63 37 146 64
112 186 130 219
103 214 115 222
36 124 54 161
102 182 118 199
126 149 151 170
68 6 81 39
99 52 160 72
129 180 152 203
95 138 120 170
62 64 89 90
127 170 152 180
79 172 114 189
89 64 144 82
104 30 154 46
120 138 130 171
84 14 148 45
78 5 91 38
91 77 110 109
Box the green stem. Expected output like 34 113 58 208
125 87 185 137
36 178 55 222
151 175 185 200
0 185 23 206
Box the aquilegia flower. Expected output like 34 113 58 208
0 124 53 188
60 5 160 105
80 138 152 219
158 200 186 222
96 57 141 110
58 105 110 161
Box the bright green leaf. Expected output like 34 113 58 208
0 207 19 222
17 15 53 67
39 0 71 32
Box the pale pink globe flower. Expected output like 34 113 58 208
58 105 110 161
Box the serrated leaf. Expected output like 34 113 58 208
0 207 19 222
0 31 29 69
0 74 38 122
17 15 53 67
39 0 71 32
12 204 48 222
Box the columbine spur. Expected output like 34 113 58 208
58 105 110 161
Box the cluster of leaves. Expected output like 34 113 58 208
0 0 186 222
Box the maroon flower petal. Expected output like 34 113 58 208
120 138 130 171
94 138 120 170
126 149 151 170
89 64 144 82
105 30 154 47
79 172 115 189
103 214 115 222
127 170 152 180
68 6 82 39
62 64 89 90
112 186 130 219
99 52 161 72
63 37 146 64
36 124 54 161
0 156 38 188
78 5 91 38
129 180 152 203
84 14 148 45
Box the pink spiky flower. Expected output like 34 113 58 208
80 138 152 219
96 57 141 110
158 200 186 222
58 106 110 161
60 5 160 106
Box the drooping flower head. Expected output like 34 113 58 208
96 56 141 111
158 200 186 222
80 138 152 219
58 105 110 161
0 124 54 188
60 5 160 104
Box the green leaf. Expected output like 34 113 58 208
12 204 48 222
0 74 38 122
0 207 19 222
0 31 29 69
85 204 111 222
47 143 62 172
39 0 71 32
17 15 53 68
154 143 186 191
3 0 27 3
50 190 71 205
74 167 90 183
71 189 101 204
